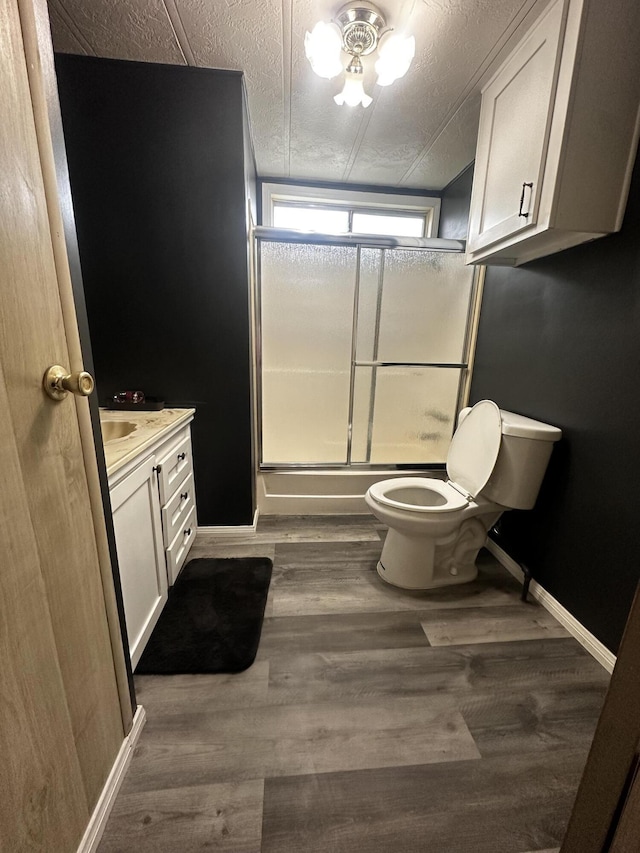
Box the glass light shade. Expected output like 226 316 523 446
375 33 415 86
305 21 343 79
334 72 373 108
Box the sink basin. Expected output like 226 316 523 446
101 420 137 443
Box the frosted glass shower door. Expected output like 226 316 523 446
377 250 474 364
258 238 477 467
350 250 475 464
260 242 357 464
369 367 463 463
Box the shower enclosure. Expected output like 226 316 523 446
254 229 482 511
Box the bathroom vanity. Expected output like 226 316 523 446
101 408 197 667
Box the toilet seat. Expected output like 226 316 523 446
367 477 470 513
446 400 502 498
369 401 504 516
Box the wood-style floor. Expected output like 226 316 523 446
98 516 610 853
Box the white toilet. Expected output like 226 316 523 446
365 400 562 590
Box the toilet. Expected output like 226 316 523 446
365 400 562 590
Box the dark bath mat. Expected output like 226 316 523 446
135 557 273 674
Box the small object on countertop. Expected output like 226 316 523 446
106 393 165 411
113 390 145 404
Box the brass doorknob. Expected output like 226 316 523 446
43 364 95 401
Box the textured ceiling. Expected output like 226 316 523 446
48 0 549 191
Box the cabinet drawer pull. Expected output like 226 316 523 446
184 527 192 536
177 452 186 461
518 182 533 218
180 491 189 501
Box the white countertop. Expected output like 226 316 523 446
100 408 195 477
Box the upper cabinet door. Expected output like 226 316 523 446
467 0 567 254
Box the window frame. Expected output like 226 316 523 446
261 182 441 238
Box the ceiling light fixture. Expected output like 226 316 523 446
305 3 415 109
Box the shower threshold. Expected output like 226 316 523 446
258 468 446 515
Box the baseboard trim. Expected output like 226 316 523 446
77 705 146 853
486 539 616 674
198 509 260 538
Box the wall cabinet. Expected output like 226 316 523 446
467 0 640 266
108 418 197 666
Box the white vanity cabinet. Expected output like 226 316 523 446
466 0 640 266
110 454 167 669
105 411 197 666
155 426 197 584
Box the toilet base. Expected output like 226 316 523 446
376 559 477 590
376 515 497 590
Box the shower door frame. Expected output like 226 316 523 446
254 228 484 471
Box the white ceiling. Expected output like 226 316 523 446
48 0 549 191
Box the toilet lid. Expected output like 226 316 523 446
446 400 502 498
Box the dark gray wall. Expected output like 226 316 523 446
439 164 474 240
55 55 256 526
442 153 640 654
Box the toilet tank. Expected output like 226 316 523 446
481 409 562 510
457 406 473 427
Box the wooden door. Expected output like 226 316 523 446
561 583 640 852
0 0 126 848
467 0 567 253
608 754 640 853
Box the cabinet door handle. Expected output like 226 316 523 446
518 182 533 218
177 452 186 461
180 492 189 501
184 527 192 536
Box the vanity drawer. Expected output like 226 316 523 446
157 431 192 505
161 473 195 547
166 507 196 584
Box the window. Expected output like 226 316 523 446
262 183 440 238
351 211 425 238
273 205 350 233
